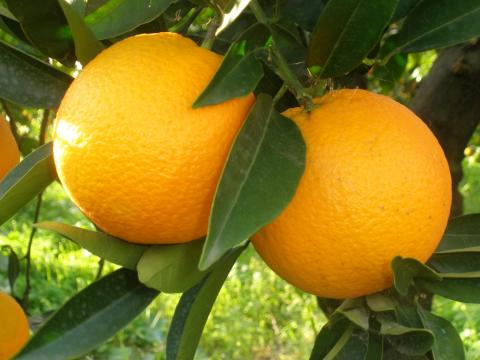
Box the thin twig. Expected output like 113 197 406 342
22 109 50 311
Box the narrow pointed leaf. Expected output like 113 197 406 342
83 0 174 40
0 143 56 226
429 252 480 273
417 277 480 303
335 299 369 330
0 0 15 19
137 240 206 293
391 256 441 296
395 0 480 53
199 94 306 270
366 293 395 312
15 268 159 360
193 42 263 107
35 222 148 270
6 0 74 62
309 316 352 360
417 305 465 360
307 0 398 78
58 0 103 65
365 333 383 360
436 214 480 252
0 42 71 108
166 247 243 360
377 315 434 356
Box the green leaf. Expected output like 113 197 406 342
0 0 15 20
309 316 353 360
0 42 71 108
335 299 369 330
166 246 243 360
392 0 420 21
0 143 56 226
365 333 383 360
6 0 74 62
35 222 148 270
417 304 465 360
199 94 306 270
194 23 270 107
279 0 324 31
15 268 159 360
377 315 434 356
429 252 480 274
436 214 480 252
366 293 395 313
58 0 103 65
193 42 262 107
395 0 480 53
417 277 480 303
84 0 174 40
137 240 206 293
1 245 19 291
335 329 368 360
391 256 441 296
307 0 398 78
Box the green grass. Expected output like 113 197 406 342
2 156 480 359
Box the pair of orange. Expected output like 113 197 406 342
3 32 451 300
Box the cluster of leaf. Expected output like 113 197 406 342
1 0 480 359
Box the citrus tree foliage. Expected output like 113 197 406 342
0 0 480 359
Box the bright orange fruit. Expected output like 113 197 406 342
253 89 451 299
53 32 254 244
0 116 20 181
0 292 29 360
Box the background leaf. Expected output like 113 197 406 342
307 0 398 78
137 240 206 293
0 143 56 226
16 268 159 360
200 94 306 269
58 0 104 65
166 247 243 360
35 222 148 270
84 0 174 40
0 43 71 108
417 304 465 360
395 0 480 53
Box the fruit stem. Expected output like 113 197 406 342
249 0 314 111
201 8 221 50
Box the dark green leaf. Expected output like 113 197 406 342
335 329 368 360
216 0 252 35
0 42 71 108
436 214 480 252
395 0 480 53
2 245 20 291
377 315 434 356
309 316 352 360
194 23 270 107
166 247 243 360
16 268 159 360
0 0 15 20
429 252 480 273
417 304 465 360
366 293 395 312
83 0 174 40
58 0 103 65
137 239 206 293
193 42 262 107
391 256 441 296
335 298 369 330
392 0 420 21
0 143 56 226
417 277 480 303
365 333 383 360
199 94 306 270
307 0 398 78
35 222 148 270
6 0 74 62
279 0 324 31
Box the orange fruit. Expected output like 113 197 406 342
0 292 29 360
0 116 20 181
253 89 451 299
53 32 254 244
